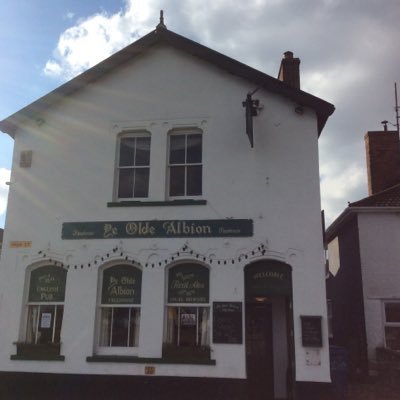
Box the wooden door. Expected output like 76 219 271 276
246 303 274 400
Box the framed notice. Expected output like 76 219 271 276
301 316 322 347
213 302 243 344
40 312 52 329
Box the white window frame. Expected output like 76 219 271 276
327 299 333 339
383 300 400 350
115 131 151 200
96 264 142 356
167 129 203 199
164 263 210 348
20 264 67 347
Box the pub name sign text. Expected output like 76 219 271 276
62 219 253 240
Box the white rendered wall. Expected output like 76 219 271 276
358 212 400 360
0 44 329 381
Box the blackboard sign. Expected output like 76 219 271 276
301 316 322 347
213 302 243 344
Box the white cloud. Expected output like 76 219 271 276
43 0 158 80
320 161 367 225
0 168 11 218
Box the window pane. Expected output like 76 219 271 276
133 168 149 198
187 166 202 196
169 166 185 196
26 305 39 344
179 307 197 346
166 307 178 345
187 134 202 163
128 308 140 347
135 137 150 166
111 308 130 346
119 138 136 166
118 169 134 198
37 305 55 344
54 306 64 343
198 307 210 346
170 135 186 164
100 308 112 346
385 327 400 350
386 303 400 323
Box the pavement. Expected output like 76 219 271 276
347 379 400 400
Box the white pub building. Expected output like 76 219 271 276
0 14 334 400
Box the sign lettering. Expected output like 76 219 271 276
62 219 253 240
168 264 209 304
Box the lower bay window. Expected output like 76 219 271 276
384 301 400 350
14 265 67 359
97 264 142 355
164 263 210 361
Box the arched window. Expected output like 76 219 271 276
164 263 210 352
98 264 142 352
25 265 67 346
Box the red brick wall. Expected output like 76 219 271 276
364 130 400 195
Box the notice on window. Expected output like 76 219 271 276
40 313 52 329
181 313 196 326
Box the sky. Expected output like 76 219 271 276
0 0 399 229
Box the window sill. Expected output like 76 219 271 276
11 354 65 361
107 199 207 207
86 355 216 365
12 342 64 361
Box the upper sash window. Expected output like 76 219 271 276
117 134 151 199
168 131 202 198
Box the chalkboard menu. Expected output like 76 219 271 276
301 316 322 347
213 302 243 344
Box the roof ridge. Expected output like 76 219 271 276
0 27 334 138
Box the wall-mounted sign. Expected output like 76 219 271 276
102 265 142 305
168 264 209 303
301 316 322 347
144 366 155 375
245 260 292 300
213 302 243 344
62 219 253 240
9 241 32 248
28 266 67 302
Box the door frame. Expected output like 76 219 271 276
244 260 295 400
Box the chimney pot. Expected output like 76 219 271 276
284 51 294 59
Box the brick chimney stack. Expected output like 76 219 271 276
364 130 400 195
278 51 300 89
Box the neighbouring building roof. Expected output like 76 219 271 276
326 183 400 241
349 182 400 207
0 25 334 138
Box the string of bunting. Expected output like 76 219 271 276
36 241 267 270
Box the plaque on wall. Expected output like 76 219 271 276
213 302 243 344
301 316 322 347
